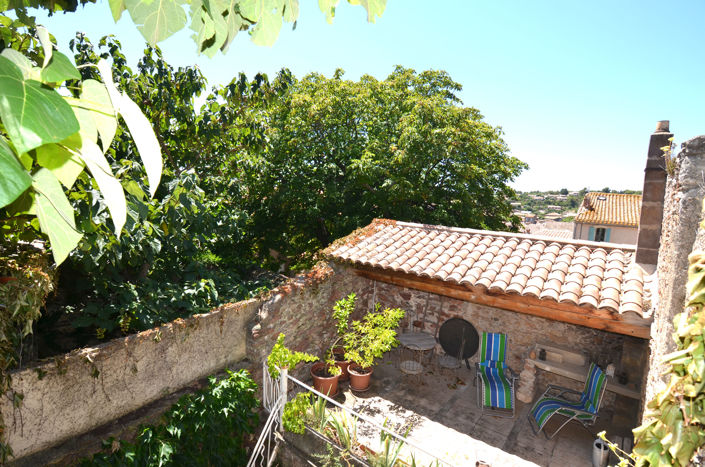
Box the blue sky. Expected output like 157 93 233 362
37 0 705 191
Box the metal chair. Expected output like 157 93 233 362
476 332 517 418
528 363 607 439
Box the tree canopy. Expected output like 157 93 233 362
242 67 527 267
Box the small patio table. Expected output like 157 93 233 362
398 332 436 374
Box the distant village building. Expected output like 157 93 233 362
573 192 642 244
514 211 537 226
544 212 563 221
522 212 537 224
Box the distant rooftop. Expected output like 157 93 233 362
574 192 641 227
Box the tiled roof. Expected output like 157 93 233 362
325 219 649 318
574 192 642 227
530 229 573 240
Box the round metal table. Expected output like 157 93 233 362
398 332 436 374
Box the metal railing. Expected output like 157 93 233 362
251 362 455 467
246 392 285 467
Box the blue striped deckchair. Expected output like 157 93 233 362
529 363 607 439
475 332 517 418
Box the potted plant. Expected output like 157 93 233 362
310 352 343 397
330 293 356 381
344 303 405 392
267 333 317 378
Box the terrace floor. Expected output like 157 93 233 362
329 354 637 466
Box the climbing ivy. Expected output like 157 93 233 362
632 251 705 465
0 244 54 462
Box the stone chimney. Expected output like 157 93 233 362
635 121 672 265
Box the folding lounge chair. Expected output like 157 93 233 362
529 363 607 439
476 332 517 418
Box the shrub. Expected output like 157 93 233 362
82 369 259 466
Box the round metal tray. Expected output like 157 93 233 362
438 317 479 361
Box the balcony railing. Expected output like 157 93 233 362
249 362 455 467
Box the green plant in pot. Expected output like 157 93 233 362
344 303 405 391
267 333 317 378
311 352 343 397
330 293 357 381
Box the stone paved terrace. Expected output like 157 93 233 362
325 354 637 467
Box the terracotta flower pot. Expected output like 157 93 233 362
310 362 340 397
348 364 373 392
332 347 350 382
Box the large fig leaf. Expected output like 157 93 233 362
32 168 83 265
0 56 79 155
0 135 31 208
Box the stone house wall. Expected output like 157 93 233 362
348 270 648 410
574 223 638 244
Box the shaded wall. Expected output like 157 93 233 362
352 271 647 409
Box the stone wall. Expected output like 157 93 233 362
246 262 368 382
3 261 365 463
2 299 259 461
351 271 647 409
645 135 705 405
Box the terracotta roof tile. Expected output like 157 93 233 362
539 285 561 302
325 219 649 318
575 192 642 227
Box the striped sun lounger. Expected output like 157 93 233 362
476 332 517 418
529 363 607 439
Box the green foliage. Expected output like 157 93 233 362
601 248 705 466
323 352 343 377
267 333 317 378
311 443 345 467
82 369 259 466
308 394 331 432
328 409 357 453
40 36 276 338
2 0 385 57
282 392 311 434
630 252 705 466
365 421 408 467
662 137 677 177
0 18 163 266
243 67 527 269
344 303 405 369
333 292 356 338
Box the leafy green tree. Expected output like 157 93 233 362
242 67 527 268
0 0 386 267
45 36 273 342
0 19 163 265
